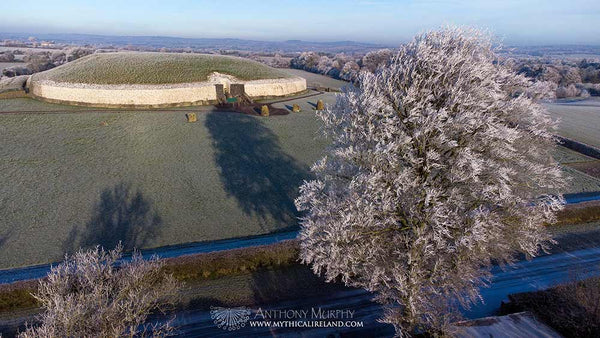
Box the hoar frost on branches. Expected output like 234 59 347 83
295 28 566 336
20 244 180 337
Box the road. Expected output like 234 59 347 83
1 191 599 284
162 246 600 337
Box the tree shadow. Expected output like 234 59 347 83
249 265 340 305
307 101 318 109
0 231 12 246
63 182 162 253
247 265 394 336
205 111 309 229
0 230 11 249
285 104 294 111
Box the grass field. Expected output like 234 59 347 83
282 68 349 90
553 146 595 163
0 96 331 269
0 62 24 72
545 98 600 149
553 146 600 192
0 92 599 269
31 52 293 85
566 160 600 179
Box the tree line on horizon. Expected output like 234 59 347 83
3 40 600 101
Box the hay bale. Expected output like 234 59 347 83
292 104 301 113
261 105 270 117
186 113 197 123
316 100 324 111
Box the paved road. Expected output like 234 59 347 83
162 246 600 337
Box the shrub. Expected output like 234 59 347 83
261 105 270 116
19 244 181 338
553 201 600 226
0 280 39 314
2 66 32 77
292 104 301 112
0 51 15 62
163 240 300 281
556 84 580 98
505 276 600 337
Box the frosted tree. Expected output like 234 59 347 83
340 60 360 81
296 27 566 336
361 48 394 72
317 55 333 74
20 244 180 337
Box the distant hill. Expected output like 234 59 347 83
501 45 600 59
0 32 390 53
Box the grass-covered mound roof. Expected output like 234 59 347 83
32 52 293 85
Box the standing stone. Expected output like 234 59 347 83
316 100 324 111
186 113 197 122
261 105 270 117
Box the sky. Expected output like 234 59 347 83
0 0 599 45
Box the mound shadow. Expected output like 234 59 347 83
63 182 162 253
205 111 309 230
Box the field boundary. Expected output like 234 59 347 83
557 136 600 160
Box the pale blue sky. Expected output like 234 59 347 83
0 0 598 45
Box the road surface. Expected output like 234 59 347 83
162 246 600 337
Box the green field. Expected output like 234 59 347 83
31 52 293 85
0 62 24 72
552 146 596 163
0 96 332 269
545 98 600 149
282 69 349 90
1 92 599 269
552 146 600 192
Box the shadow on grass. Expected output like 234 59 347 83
0 230 11 249
205 111 309 230
63 182 162 253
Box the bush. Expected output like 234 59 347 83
504 276 600 337
2 66 32 77
0 280 39 314
556 84 580 98
261 105 270 116
24 52 55 73
163 240 300 281
553 201 600 226
19 244 181 338
292 104 301 112
0 51 15 62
